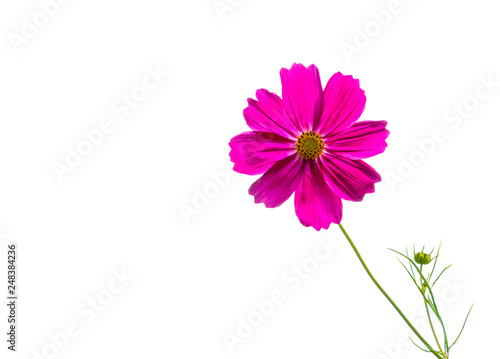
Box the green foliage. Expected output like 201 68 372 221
388 243 473 359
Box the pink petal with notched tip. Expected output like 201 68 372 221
294 160 343 230
318 153 381 202
229 131 296 175
280 63 324 133
317 72 366 137
243 89 300 139
324 120 389 160
249 154 306 208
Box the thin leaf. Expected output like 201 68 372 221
432 264 453 287
429 254 439 280
409 337 434 353
396 257 422 293
406 246 416 279
424 283 449 349
448 304 474 350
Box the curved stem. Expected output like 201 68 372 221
338 223 442 359
419 265 446 357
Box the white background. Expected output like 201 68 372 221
0 0 498 358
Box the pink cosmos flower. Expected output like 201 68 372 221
229 63 389 230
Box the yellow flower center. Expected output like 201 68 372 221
296 131 324 160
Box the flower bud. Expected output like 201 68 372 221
414 252 431 265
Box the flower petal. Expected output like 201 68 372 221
229 131 296 175
243 89 300 139
317 72 366 136
294 161 343 230
280 63 324 133
249 154 306 208
324 120 389 159
318 153 381 202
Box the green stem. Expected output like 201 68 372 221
338 223 442 359
420 265 446 357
